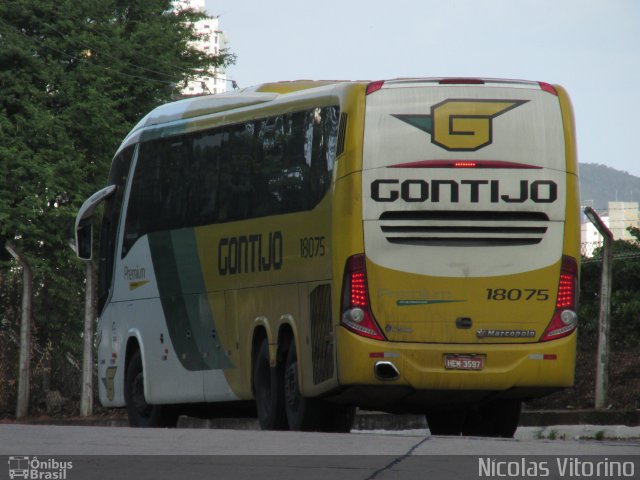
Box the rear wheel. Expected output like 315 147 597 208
283 342 355 432
462 400 521 438
124 350 178 428
426 400 521 438
253 339 287 430
425 410 465 436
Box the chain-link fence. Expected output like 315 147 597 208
0 321 84 417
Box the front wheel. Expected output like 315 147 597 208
284 342 355 433
124 350 178 428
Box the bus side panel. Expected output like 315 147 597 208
96 303 125 407
104 232 239 405
195 199 335 398
129 298 206 404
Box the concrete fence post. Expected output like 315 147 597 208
5 242 33 419
583 207 613 410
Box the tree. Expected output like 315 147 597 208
0 0 234 416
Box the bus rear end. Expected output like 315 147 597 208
335 78 579 436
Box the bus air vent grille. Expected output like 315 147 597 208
309 284 334 384
378 210 549 247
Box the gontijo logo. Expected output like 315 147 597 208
393 99 528 151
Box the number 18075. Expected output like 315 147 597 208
486 288 549 301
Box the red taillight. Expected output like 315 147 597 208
366 80 385 95
340 254 386 341
350 270 367 307
539 82 558 96
540 256 578 342
556 273 575 309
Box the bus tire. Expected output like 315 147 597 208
124 350 178 428
253 339 287 430
283 342 355 432
425 410 465 436
284 342 321 431
462 400 521 438
322 404 356 433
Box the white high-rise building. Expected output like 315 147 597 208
175 0 228 95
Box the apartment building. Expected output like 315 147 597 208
176 0 228 95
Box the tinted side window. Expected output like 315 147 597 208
188 130 225 226
121 106 339 257
122 137 190 256
218 123 255 222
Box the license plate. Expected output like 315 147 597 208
444 354 485 371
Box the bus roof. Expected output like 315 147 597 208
121 78 560 153
130 80 357 133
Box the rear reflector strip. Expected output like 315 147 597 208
529 354 558 360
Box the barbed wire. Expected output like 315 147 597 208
581 240 640 264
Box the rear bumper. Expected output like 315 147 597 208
335 326 576 407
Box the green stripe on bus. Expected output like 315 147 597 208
149 229 233 371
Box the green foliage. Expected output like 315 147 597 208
0 0 234 413
579 228 640 347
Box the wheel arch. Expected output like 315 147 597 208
250 316 300 396
276 321 295 365
124 330 145 395
250 324 268 397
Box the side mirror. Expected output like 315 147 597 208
75 185 116 262
76 220 93 260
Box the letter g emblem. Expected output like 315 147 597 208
393 99 528 151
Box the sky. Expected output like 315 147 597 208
205 0 640 177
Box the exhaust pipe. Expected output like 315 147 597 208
374 361 400 381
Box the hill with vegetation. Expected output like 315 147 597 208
580 163 640 210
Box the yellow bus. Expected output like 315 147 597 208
75 78 579 436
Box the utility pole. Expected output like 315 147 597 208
5 242 32 419
583 207 613 409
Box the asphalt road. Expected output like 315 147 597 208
0 425 638 480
